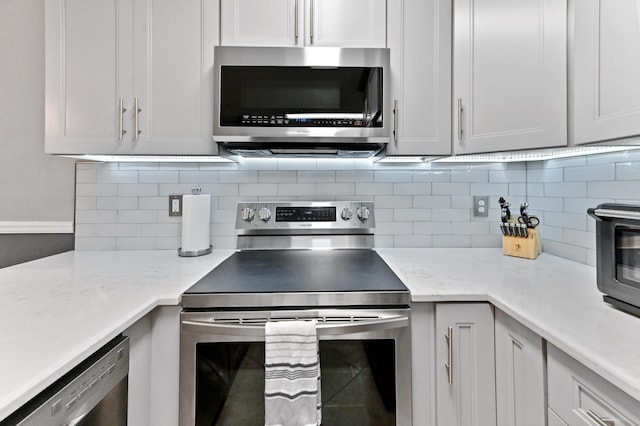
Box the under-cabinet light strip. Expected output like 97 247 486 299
63 155 236 163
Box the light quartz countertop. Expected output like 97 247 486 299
1 248 639 421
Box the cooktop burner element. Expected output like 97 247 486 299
181 201 409 309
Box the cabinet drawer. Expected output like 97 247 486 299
547 344 640 425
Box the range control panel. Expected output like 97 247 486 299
235 201 375 234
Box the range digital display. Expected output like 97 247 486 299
275 207 336 222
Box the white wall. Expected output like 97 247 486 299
0 0 75 223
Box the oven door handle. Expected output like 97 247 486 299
182 316 409 337
588 208 640 221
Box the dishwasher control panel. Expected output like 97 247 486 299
0 336 129 426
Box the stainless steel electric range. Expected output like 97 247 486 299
179 201 412 426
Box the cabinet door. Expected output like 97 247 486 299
573 0 640 144
435 303 496 426
547 343 640 426
494 309 545 426
45 0 134 154
307 0 386 47
220 0 300 47
386 0 451 156
452 0 567 155
133 0 218 155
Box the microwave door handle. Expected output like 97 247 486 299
182 315 409 337
591 208 640 221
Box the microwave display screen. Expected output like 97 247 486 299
220 66 383 128
615 226 640 287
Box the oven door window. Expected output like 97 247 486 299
195 340 395 426
615 226 640 288
219 66 383 128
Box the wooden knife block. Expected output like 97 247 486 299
502 228 541 260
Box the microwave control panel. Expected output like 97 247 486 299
240 114 363 127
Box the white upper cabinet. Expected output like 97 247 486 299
386 0 451 156
435 303 496 426
220 0 386 47
452 0 567 155
572 0 640 144
45 0 218 155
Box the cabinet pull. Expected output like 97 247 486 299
445 326 453 385
392 99 398 144
457 98 463 140
310 0 314 44
294 0 299 42
119 98 127 140
586 409 615 426
135 98 142 140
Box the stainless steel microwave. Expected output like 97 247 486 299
212 46 390 157
588 203 640 316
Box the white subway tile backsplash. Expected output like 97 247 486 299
451 169 489 183
140 170 180 183
588 181 639 199
433 235 471 248
97 170 138 184
117 210 158 224
394 183 431 195
374 195 412 209
96 197 138 210
75 210 117 224
179 171 218 183
413 196 451 209
413 221 452 235
375 170 412 182
432 208 471 222
615 162 640 180
76 184 118 197
564 164 614 182
73 150 640 263
394 209 432 222
117 237 158 250
544 182 587 198
118 184 158 197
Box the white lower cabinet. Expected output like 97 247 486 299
435 302 496 426
123 306 181 426
494 309 545 426
547 343 640 425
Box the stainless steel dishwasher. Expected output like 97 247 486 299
0 335 129 426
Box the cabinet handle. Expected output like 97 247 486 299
457 98 463 140
586 409 615 426
135 98 142 140
119 98 127 140
294 0 299 42
392 99 398 144
310 0 314 44
445 326 453 385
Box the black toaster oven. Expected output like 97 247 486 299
588 203 640 316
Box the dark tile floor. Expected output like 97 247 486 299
215 342 395 425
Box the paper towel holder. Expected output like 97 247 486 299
178 187 213 257
178 245 213 257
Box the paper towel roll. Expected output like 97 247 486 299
180 193 211 254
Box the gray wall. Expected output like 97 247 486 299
0 0 76 266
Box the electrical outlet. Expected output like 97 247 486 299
169 195 182 217
473 196 489 217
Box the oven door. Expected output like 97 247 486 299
179 308 412 426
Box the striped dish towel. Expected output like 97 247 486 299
264 320 321 426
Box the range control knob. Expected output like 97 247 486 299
258 207 272 222
357 206 370 222
340 207 353 221
241 207 255 222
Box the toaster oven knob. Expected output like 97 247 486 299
258 207 272 222
340 207 353 221
357 206 370 222
241 208 255 222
